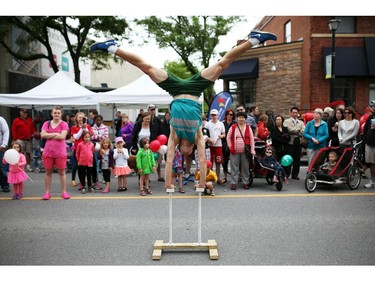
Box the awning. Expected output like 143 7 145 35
323 47 369 77
219 58 259 79
365 38 375 76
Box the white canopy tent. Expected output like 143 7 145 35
97 74 173 109
0 71 98 110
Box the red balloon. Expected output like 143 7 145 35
149 140 161 153
157 134 168 145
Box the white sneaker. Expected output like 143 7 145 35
364 181 375 189
26 165 33 172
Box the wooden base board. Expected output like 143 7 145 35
152 240 218 260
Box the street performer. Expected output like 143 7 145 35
90 30 277 190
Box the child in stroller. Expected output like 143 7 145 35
320 151 338 173
305 141 362 192
261 146 289 184
249 140 286 191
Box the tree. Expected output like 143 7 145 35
0 16 129 84
135 16 244 106
163 60 191 79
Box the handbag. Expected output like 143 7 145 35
300 136 308 148
237 125 252 161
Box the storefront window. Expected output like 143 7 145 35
226 79 256 107
333 78 355 105
336 16 356 34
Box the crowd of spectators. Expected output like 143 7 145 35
1 99 374 199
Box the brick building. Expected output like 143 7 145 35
220 16 375 117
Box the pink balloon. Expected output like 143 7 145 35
149 140 161 153
157 134 168 145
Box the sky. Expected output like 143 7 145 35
125 15 263 92
127 15 263 69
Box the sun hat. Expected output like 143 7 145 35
115 137 124 144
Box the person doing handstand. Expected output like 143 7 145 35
90 30 277 190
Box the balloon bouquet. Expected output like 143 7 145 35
149 134 168 160
128 134 169 171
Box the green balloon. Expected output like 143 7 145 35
281 154 293 166
153 152 159 160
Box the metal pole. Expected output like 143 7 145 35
330 28 336 101
168 192 173 244
198 190 202 244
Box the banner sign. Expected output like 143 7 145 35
208 91 233 121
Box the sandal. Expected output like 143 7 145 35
179 188 185 193
140 189 147 196
146 189 152 194
117 187 122 192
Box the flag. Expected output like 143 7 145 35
208 91 233 121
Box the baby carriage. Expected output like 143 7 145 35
304 141 362 192
249 138 284 191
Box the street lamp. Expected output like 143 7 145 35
328 18 341 101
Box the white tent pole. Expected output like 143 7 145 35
96 103 100 114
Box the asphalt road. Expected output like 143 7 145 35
0 165 375 270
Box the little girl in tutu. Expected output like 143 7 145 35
113 137 131 192
2 141 28 200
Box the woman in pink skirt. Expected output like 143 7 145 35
113 137 131 192
3 141 28 200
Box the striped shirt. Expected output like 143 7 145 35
91 124 109 143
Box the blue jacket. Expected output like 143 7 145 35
303 120 329 150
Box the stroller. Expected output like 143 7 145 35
304 141 362 192
249 138 284 191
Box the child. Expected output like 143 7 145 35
321 151 338 173
98 138 114 193
261 146 289 184
172 145 186 193
195 160 217 196
75 130 94 194
194 113 211 178
2 141 28 200
136 138 156 196
113 137 131 192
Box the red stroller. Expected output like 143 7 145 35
304 141 362 192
